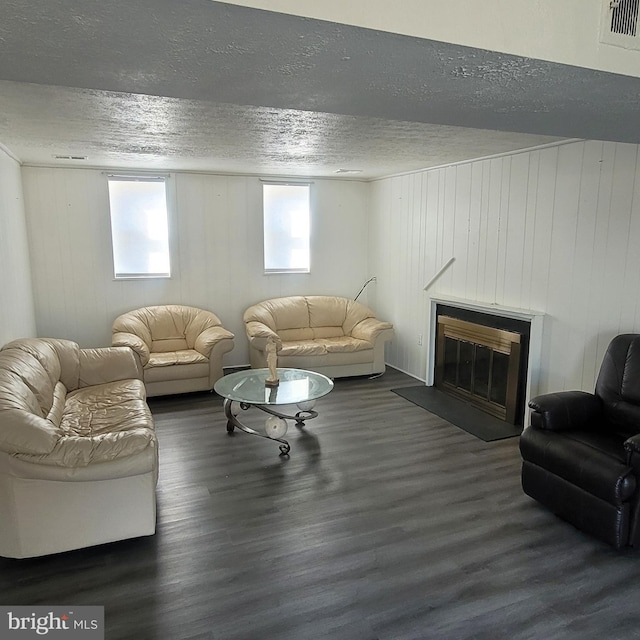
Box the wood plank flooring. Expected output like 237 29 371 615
2 367 640 640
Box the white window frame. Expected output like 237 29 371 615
262 181 311 274
107 174 172 280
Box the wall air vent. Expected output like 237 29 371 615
601 0 640 49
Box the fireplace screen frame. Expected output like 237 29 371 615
435 315 523 424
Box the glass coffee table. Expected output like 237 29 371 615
214 368 334 455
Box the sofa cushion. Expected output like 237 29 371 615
14 379 155 467
279 328 314 342
78 347 143 389
279 337 372 357
279 341 327 357
307 296 348 328
147 349 207 368
152 337 189 353
61 379 148 434
244 296 309 331
276 349 375 368
317 337 372 353
311 327 345 340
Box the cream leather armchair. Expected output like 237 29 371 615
112 305 234 396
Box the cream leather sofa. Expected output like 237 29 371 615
112 305 234 397
243 296 394 378
0 338 158 558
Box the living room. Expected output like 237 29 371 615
2 2 640 398
2 1 640 638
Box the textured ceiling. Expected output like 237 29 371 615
0 0 638 178
0 81 567 178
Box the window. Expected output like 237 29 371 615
263 182 310 273
107 175 171 279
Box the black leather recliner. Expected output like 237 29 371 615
520 334 640 549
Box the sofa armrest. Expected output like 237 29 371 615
112 332 150 366
194 326 235 357
350 317 394 343
245 321 282 351
528 391 603 431
78 347 144 388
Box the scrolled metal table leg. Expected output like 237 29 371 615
222 398 291 455
294 409 318 426
279 442 291 455
258 404 318 427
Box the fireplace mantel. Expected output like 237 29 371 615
427 294 545 422
429 294 544 323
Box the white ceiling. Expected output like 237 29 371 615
1 0 639 179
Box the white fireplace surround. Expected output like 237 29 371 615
427 294 545 422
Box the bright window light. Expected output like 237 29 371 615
263 183 310 273
107 176 171 279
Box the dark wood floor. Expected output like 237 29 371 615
2 367 640 640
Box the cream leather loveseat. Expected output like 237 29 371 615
243 296 394 378
0 338 158 558
112 305 234 397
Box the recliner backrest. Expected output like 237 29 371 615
595 333 640 438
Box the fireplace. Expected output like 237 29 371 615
435 315 523 423
430 300 537 426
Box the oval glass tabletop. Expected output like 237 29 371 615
214 368 334 405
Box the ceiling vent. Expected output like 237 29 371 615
601 0 640 49
53 154 88 160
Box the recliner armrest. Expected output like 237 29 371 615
528 391 603 431
624 434 640 457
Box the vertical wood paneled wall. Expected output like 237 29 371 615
19 139 640 391
21 168 369 365
0 149 36 344
369 140 640 395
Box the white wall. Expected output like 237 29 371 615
21 140 640 390
0 148 36 344
21 167 370 365
223 0 640 78
369 139 640 395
